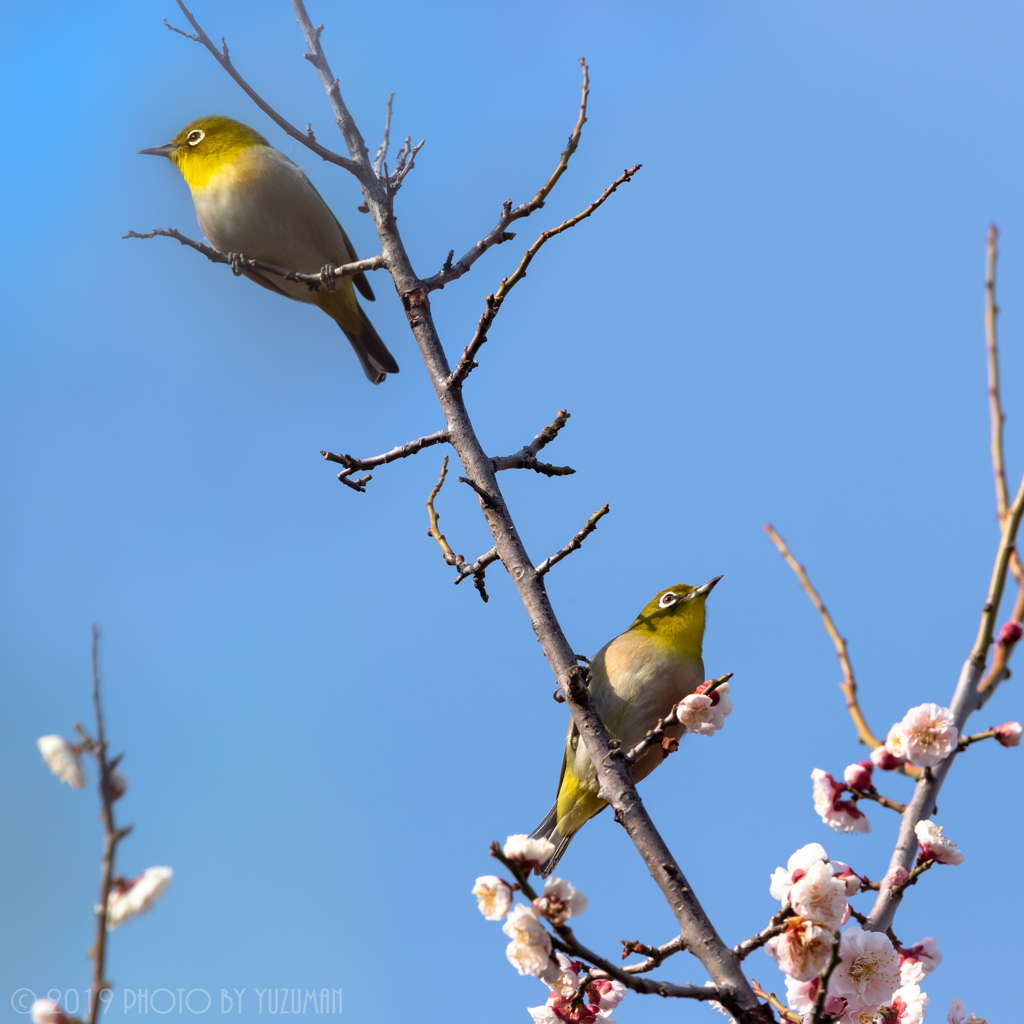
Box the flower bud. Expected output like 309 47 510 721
871 745 904 771
995 721 1022 748
843 760 873 790
886 865 909 888
30 1000 68 1024
997 620 1023 646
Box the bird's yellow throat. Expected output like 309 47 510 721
165 116 269 190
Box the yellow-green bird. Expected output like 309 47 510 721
140 116 398 384
532 577 721 877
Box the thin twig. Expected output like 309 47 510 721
618 935 688 974
492 410 576 476
810 933 842 1024
448 164 642 385
320 429 449 493
536 505 610 576
125 228 386 288
956 728 998 750
750 980 801 1023
422 60 592 292
848 788 906 815
165 2 360 174
978 583 1024 701
372 93 394 179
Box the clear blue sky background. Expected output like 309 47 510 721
2 1 1022 1021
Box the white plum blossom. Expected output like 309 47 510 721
783 977 847 1018
36 735 85 789
843 761 873 791
766 918 833 981
472 875 513 920
888 984 929 1024
106 866 173 929
503 904 556 981
769 842 829 902
915 820 964 865
504 834 556 871
811 769 870 833
899 936 941 985
995 721 1022 747
30 999 68 1024
884 721 910 762
789 861 848 930
829 927 901 1010
887 865 910 888
890 704 958 768
527 1006 561 1024
534 876 588 924
546 952 582 998
527 994 615 1024
829 860 862 897
588 980 626 1012
677 683 733 737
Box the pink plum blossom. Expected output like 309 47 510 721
30 1000 69 1024
527 993 614 1024
504 834 556 870
783 977 847 1018
995 721 1022 747
546 953 583 998
106 866 173 929
36 735 85 789
790 861 848 930
503 904 557 981
899 936 941 985
843 761 873 791
769 842 829 902
891 704 958 768
811 769 870 833
829 927 901 1009
766 917 833 981
871 744 905 771
887 864 910 888
677 683 733 737
587 980 626 1012
534 876 588 924
915 820 964 865
948 999 987 1023
472 875 513 920
888 984 929 1024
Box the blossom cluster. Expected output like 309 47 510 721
676 682 733 737
767 843 937 1023
106 866 174 929
473 837 625 1023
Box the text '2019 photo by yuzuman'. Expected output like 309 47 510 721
4 2 1023 1023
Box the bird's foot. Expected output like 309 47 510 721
227 252 244 277
318 262 339 292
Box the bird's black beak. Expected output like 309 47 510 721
138 144 176 159
682 575 723 601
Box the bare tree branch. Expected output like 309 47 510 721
733 904 793 961
536 505 610 577
447 164 643 386
492 410 575 476
320 428 449 493
125 228 387 287
618 935 688 974
421 59 592 293
166 2 359 174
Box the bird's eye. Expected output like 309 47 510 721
659 592 678 608
187 129 205 147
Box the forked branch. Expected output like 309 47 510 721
493 410 575 476
320 428 449 492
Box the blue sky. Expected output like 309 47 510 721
2 1 1023 1021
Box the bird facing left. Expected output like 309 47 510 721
139 116 399 384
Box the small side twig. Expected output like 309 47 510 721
320 428 450 493
447 164 642 386
847 788 906 815
750 979 801 1023
618 935 688 974
492 410 576 477
733 904 794 961
810 933 842 1024
372 92 394 179
536 505 610 577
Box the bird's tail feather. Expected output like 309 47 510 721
340 305 400 384
530 803 574 879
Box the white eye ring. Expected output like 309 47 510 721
187 129 205 146
659 592 678 608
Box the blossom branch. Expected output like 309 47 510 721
492 410 575 477
421 60 591 293
166 1 359 174
810 933 842 1024
848 788 906 815
733 905 794 961
956 728 998 750
868 463 1024 933
447 164 642 386
124 228 387 289
536 505 610 577
320 428 449 492
763 524 901 765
